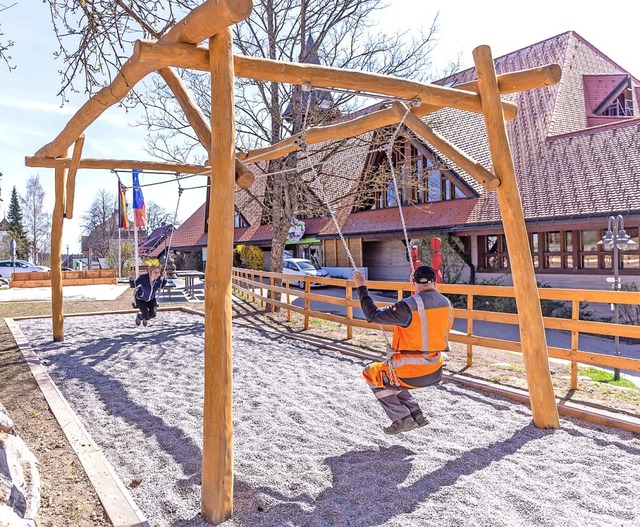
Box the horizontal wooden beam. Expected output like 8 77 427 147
24 156 255 188
456 64 562 94
25 155 255 189
26 156 211 174
134 41 519 120
137 41 562 98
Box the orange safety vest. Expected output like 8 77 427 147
363 290 453 389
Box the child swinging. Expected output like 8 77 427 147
129 264 167 326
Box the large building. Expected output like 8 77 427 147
172 31 640 288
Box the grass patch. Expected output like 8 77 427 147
495 362 525 374
309 318 343 330
579 367 639 390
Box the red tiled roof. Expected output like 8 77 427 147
340 199 481 236
426 31 640 227
170 203 206 250
178 30 640 243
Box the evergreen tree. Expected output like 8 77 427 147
7 186 29 259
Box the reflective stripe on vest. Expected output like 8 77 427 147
392 291 453 353
413 293 429 352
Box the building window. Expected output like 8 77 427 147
543 231 573 269
480 234 508 269
360 137 473 211
580 230 600 269
234 209 249 228
487 227 637 273
531 233 540 269
620 227 639 269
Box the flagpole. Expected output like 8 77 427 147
118 228 122 279
134 224 139 277
131 168 145 278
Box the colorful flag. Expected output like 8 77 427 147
132 169 146 228
117 180 129 229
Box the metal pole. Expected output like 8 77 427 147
118 228 122 279
134 226 139 278
613 217 620 381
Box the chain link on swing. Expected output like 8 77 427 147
297 85 419 386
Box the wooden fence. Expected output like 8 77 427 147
10 269 117 288
232 267 640 391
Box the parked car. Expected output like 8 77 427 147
282 258 329 288
0 260 51 278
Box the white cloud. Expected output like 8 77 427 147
0 96 78 115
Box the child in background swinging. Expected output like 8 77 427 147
129 264 167 327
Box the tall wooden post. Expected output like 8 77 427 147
202 28 235 524
51 165 67 342
473 46 559 428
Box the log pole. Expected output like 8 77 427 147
138 39 561 96
34 0 253 160
473 45 559 429
202 28 235 524
25 156 211 174
158 67 254 188
236 64 561 164
135 41 518 120
64 135 85 219
395 102 500 190
51 164 67 341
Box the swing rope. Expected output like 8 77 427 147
298 87 418 385
384 104 417 275
162 175 184 272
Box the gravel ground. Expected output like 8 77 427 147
17 311 640 527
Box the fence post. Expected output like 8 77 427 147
286 278 291 322
570 299 579 390
304 278 310 330
467 292 474 367
346 281 353 339
269 276 275 313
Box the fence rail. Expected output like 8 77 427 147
232 267 640 390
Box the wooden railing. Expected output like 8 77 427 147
232 267 640 390
10 269 117 288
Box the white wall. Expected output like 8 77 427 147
324 267 368 280
363 239 411 281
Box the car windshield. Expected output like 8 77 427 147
297 261 317 270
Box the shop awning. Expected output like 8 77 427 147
285 237 321 245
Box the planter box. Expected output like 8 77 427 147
10 269 118 288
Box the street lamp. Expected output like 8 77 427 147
598 215 638 381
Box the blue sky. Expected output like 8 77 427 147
1 0 639 252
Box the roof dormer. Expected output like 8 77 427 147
583 74 635 127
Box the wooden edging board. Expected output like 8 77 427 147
5 317 151 527
6 304 640 527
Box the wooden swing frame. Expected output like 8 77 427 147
24 0 563 523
